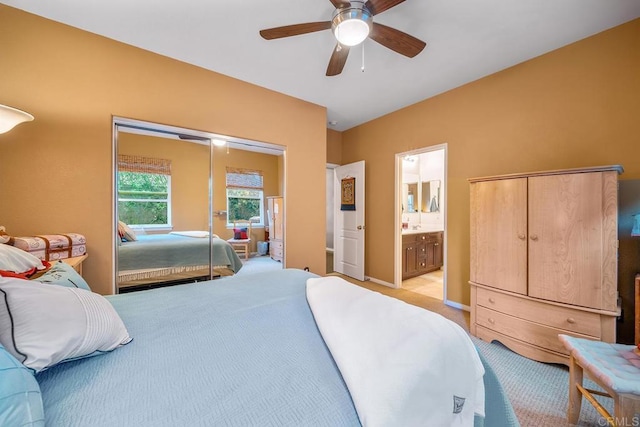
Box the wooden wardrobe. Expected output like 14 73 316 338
469 165 622 365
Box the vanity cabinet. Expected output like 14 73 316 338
469 166 622 365
402 231 443 280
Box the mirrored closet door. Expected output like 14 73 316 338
113 119 286 294
114 123 214 292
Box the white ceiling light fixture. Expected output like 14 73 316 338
212 139 227 147
332 2 372 47
0 104 34 134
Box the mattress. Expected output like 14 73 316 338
35 269 519 427
12 233 86 261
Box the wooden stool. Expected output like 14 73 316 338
559 334 640 426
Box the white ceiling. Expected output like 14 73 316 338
4 0 640 131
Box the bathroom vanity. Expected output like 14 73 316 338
401 230 443 280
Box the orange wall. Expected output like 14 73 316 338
0 6 327 294
342 19 640 310
327 129 343 165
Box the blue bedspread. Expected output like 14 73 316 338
35 269 518 427
37 270 359 427
118 234 243 273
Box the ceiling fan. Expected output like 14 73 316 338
259 0 426 76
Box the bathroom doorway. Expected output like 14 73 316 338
394 144 447 301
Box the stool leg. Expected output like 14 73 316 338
568 354 584 425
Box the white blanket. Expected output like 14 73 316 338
306 276 485 427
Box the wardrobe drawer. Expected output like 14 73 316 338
476 288 601 337
270 240 283 250
475 306 594 355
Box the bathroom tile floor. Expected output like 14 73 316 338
402 269 444 300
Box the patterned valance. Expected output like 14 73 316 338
226 167 263 189
118 155 171 175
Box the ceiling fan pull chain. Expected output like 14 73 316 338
361 42 365 72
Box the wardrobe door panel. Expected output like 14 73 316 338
528 172 604 309
470 178 527 294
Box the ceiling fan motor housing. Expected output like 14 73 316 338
332 1 373 46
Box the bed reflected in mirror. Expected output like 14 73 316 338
115 127 225 292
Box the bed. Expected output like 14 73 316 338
117 233 243 289
2 269 520 427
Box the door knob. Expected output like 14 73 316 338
517 233 526 240
530 234 538 241
357 225 365 230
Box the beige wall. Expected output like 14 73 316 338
342 19 640 315
118 133 210 231
0 6 327 295
327 129 343 165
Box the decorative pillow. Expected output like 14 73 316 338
35 260 91 291
118 220 137 242
0 244 45 274
0 277 132 373
233 227 248 239
0 343 44 426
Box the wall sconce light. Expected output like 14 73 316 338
0 104 34 134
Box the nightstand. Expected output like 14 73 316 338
61 254 88 276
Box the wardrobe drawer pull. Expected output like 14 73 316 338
488 298 496 304
567 318 576 324
488 318 495 325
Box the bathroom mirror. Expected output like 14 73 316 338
421 180 441 213
403 182 419 213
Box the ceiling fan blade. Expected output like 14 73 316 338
329 0 351 8
260 22 332 40
326 43 350 76
369 22 426 58
365 0 405 15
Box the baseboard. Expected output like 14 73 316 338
445 299 470 312
367 276 397 289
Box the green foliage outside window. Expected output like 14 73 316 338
118 171 169 225
228 189 261 223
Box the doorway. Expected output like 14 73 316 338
395 145 447 301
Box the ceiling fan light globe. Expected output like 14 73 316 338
332 4 372 47
335 19 370 46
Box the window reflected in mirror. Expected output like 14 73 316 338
403 182 418 213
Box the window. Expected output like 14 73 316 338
118 155 171 228
226 167 264 226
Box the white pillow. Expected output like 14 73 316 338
0 277 132 373
118 221 137 242
0 244 45 273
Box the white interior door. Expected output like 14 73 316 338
333 161 365 281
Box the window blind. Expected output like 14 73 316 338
118 155 171 175
226 167 263 189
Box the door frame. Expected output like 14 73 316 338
394 144 448 299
